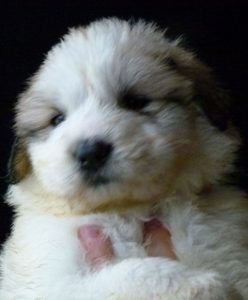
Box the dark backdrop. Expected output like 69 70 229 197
1 1 247 245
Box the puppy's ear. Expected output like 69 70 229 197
169 48 231 131
8 138 31 184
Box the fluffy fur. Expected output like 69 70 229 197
1 18 248 299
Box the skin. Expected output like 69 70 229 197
143 219 177 260
78 219 177 270
78 224 114 270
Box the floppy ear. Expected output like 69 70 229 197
8 138 31 184
169 48 231 131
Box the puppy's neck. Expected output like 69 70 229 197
6 176 153 216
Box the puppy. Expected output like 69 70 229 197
1 18 248 299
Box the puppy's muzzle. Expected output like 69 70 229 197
74 139 113 174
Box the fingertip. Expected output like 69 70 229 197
77 224 103 240
77 224 114 270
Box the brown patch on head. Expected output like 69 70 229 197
168 47 231 131
8 139 31 184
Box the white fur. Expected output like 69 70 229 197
1 18 248 299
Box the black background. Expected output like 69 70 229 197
1 1 247 245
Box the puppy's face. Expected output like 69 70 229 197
11 19 234 208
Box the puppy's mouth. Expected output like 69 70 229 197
80 163 114 186
84 171 111 186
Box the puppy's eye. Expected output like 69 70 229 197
119 93 151 111
50 113 65 127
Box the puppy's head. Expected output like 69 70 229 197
9 19 238 210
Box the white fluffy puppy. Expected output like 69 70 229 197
1 18 248 299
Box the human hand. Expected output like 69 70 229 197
77 219 176 270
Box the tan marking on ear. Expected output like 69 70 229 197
9 140 31 183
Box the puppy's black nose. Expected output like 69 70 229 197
74 139 113 172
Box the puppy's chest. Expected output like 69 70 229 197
7 203 224 286
39 206 189 264
19 207 185 256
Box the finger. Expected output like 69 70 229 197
144 219 177 259
77 224 114 270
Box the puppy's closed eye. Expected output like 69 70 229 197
50 113 66 127
119 93 151 112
